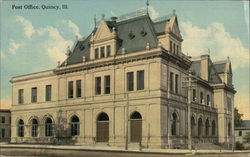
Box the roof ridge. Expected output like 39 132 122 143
214 60 228 64
116 15 148 25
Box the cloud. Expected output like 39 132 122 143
36 26 73 63
60 20 82 39
148 6 159 20
8 40 20 54
11 16 81 63
15 15 35 38
181 21 249 69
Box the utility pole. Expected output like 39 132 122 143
187 71 192 150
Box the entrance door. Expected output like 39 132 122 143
96 112 109 142
130 112 142 142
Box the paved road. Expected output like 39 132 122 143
1 151 250 157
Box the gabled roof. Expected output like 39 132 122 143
62 14 168 66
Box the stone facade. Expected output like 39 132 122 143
235 120 250 148
10 10 236 149
0 109 11 142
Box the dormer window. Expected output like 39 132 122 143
129 31 135 39
79 45 85 51
141 28 147 36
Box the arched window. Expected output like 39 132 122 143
31 119 38 137
130 111 142 142
198 118 203 137
71 115 80 136
171 112 177 136
96 112 109 142
45 118 53 136
212 120 216 136
228 122 231 136
191 116 196 137
205 119 210 137
18 119 24 137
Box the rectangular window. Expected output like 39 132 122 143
200 92 203 104
104 75 110 94
207 94 210 105
137 70 144 90
239 131 242 136
177 45 179 55
175 74 178 93
127 72 134 91
76 80 81 98
170 72 174 92
100 46 105 58
68 81 74 98
192 89 196 101
106 45 111 57
18 89 24 104
95 48 99 59
173 43 176 54
170 41 172 52
1 129 5 138
31 87 37 103
1 117 5 123
95 77 101 95
45 85 52 101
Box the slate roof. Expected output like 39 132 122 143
62 14 168 66
235 120 250 130
64 29 96 66
153 20 168 35
214 61 227 74
190 59 222 84
190 61 201 77
116 15 158 54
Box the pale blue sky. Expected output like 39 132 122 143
0 0 249 118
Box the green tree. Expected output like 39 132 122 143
234 107 243 127
243 132 250 143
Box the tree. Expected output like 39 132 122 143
243 132 250 143
234 107 243 127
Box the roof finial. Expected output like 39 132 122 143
94 14 97 28
208 48 210 55
227 56 230 61
172 9 176 16
146 0 149 15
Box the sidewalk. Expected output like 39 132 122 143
1 143 250 155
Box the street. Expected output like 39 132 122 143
1 150 250 157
